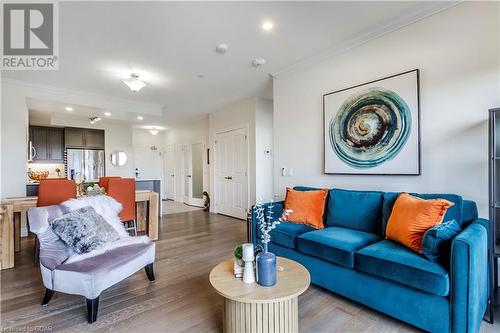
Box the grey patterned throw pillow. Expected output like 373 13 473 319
51 206 120 254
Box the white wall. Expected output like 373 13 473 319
255 99 274 202
209 98 257 209
273 2 500 217
165 116 209 202
1 81 29 198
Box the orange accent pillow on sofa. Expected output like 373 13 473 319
284 188 328 229
385 193 454 253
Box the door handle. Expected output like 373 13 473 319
187 175 192 178
225 176 233 180
171 174 175 177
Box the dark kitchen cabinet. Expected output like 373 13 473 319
29 126 64 162
84 129 105 148
64 127 85 147
65 127 104 149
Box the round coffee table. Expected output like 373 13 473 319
209 256 310 333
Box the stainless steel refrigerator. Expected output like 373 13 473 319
66 149 105 182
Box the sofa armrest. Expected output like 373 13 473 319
250 201 284 246
450 219 488 333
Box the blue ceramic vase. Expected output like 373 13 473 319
256 244 276 287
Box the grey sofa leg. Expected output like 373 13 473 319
86 297 99 323
42 289 54 305
145 263 155 281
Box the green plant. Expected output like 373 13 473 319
233 245 243 261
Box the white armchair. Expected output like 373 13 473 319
28 204 155 323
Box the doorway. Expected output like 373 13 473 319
164 144 175 200
215 127 248 220
182 141 205 207
134 147 163 181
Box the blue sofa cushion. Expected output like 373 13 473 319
297 227 381 268
325 189 384 234
382 192 464 236
461 199 479 227
355 240 450 296
264 222 314 249
422 219 461 264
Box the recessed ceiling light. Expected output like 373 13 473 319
262 21 274 31
65 106 73 112
104 112 111 116
215 43 229 53
137 115 143 120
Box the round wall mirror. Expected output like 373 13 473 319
110 151 128 166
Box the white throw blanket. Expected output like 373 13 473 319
60 195 150 264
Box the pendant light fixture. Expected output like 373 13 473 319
123 73 146 93
149 127 159 135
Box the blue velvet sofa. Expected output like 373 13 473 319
251 187 489 333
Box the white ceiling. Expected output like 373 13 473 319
3 1 455 125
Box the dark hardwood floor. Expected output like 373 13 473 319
1 211 498 332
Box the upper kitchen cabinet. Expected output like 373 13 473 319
29 126 64 163
65 127 105 149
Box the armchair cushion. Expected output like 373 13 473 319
51 206 120 254
43 236 155 299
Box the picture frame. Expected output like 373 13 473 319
323 69 420 175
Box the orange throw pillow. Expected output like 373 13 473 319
386 193 454 253
284 188 328 229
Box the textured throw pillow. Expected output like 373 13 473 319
422 219 461 263
51 206 120 254
385 193 454 253
62 195 128 237
284 187 328 229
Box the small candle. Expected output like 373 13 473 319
242 243 254 261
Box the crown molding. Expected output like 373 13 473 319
272 2 461 79
1 78 163 115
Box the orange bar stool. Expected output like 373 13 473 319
107 178 137 236
98 176 121 192
37 179 77 207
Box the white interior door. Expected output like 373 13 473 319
165 145 175 200
182 142 205 207
134 148 163 180
215 128 248 219
183 144 192 203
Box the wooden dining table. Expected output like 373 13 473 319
0 190 159 270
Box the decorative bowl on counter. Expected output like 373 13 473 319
28 171 50 181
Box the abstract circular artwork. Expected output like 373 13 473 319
329 87 412 168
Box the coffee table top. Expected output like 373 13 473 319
209 256 310 303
